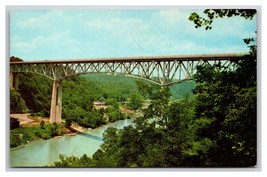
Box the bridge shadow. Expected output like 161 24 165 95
66 126 103 142
77 132 103 142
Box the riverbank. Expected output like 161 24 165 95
10 118 136 167
10 108 141 149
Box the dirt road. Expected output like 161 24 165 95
10 113 50 126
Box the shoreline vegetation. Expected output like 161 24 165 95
10 105 139 149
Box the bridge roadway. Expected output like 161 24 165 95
10 53 247 123
10 53 244 64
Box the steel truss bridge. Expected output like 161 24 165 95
10 53 247 123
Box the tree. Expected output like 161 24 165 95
10 90 28 113
40 120 45 129
10 56 23 62
93 127 121 167
51 154 95 167
188 9 257 167
50 122 61 137
17 73 52 116
189 9 256 30
128 93 143 110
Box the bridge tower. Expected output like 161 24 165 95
49 80 62 123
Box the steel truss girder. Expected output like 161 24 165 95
10 58 241 85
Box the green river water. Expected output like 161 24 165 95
10 119 135 167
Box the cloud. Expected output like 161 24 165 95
84 12 180 53
157 9 190 26
17 10 64 29
85 15 171 52
10 31 73 59
86 16 139 30
32 31 70 45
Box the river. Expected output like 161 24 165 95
9 118 135 167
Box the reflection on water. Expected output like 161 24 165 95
10 119 135 167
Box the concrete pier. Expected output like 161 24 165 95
10 72 19 90
10 72 14 90
49 80 62 123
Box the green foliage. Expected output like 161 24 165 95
62 75 129 127
188 16 257 166
50 123 61 136
10 90 28 113
135 80 153 98
40 120 45 129
135 79 194 100
62 76 102 128
189 46 256 167
105 107 125 123
106 98 119 109
169 81 195 100
51 154 95 167
223 87 256 165
17 73 52 116
189 9 256 30
128 93 143 110
84 74 142 102
10 123 63 148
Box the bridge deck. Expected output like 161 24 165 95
10 53 246 64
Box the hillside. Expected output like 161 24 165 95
170 81 195 100
83 74 195 100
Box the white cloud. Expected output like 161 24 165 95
32 31 70 45
157 9 188 26
12 41 34 50
86 16 142 33
17 10 64 29
11 36 35 50
10 31 71 57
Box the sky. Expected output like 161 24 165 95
9 9 257 61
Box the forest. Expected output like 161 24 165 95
10 9 257 167
51 52 256 167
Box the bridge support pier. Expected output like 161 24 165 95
10 72 19 90
10 72 13 90
49 80 62 123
